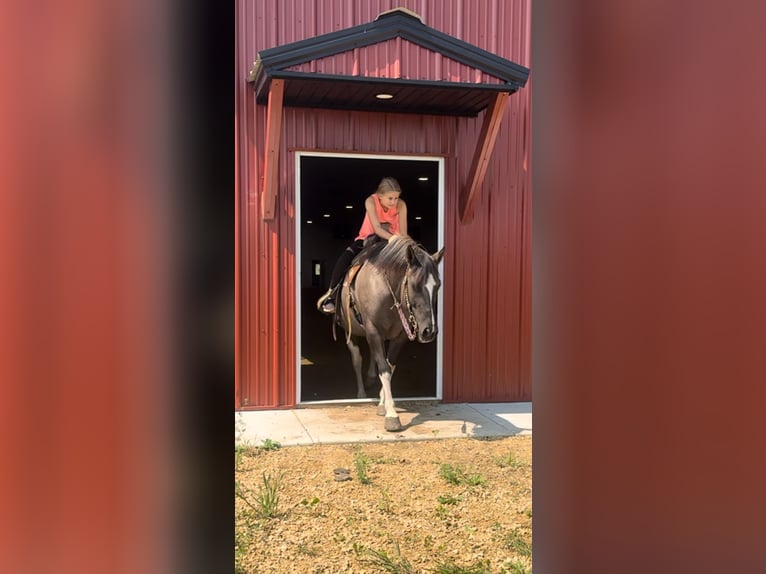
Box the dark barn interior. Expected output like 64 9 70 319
299 155 440 402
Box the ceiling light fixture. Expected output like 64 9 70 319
323 214 331 218
375 93 394 100
415 216 422 220
345 205 353 209
418 176 429 181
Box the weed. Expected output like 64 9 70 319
500 560 530 574
437 493 462 505
354 448 372 484
254 471 284 518
235 476 261 573
259 438 281 451
439 463 487 487
434 504 450 520
297 543 319 557
505 527 532 558
432 559 492 573
494 452 525 469
235 506 258 574
378 488 394 514
354 541 416 574
235 444 258 469
300 496 320 508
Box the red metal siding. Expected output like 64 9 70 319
290 38 505 84
236 0 531 408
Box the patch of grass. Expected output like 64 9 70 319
259 438 281 451
253 471 284 518
505 527 532 558
297 543 319 557
354 448 372 484
378 488 394 514
435 504 450 520
235 471 262 573
436 493 462 505
432 559 492 573
235 505 258 574
494 452 525 469
439 463 487 487
353 542 416 574
500 560 530 574
235 444 258 469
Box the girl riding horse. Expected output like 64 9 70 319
317 177 408 314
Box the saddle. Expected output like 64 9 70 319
332 235 387 341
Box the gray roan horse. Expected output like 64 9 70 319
333 235 444 432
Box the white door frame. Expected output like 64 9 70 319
295 151 445 404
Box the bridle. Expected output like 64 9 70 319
383 265 418 342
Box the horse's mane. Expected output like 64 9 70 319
369 235 431 277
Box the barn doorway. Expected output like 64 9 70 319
297 153 443 403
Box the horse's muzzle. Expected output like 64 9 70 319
419 326 437 343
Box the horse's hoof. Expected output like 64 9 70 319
376 405 386 416
384 417 403 432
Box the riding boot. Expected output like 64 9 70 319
316 285 338 314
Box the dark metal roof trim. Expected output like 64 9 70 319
265 71 518 94
250 9 529 91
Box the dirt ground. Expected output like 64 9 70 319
236 436 532 573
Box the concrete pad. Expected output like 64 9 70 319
467 402 532 435
235 402 532 446
293 404 398 444
399 402 515 440
235 410 314 447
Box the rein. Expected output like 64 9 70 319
383 266 417 341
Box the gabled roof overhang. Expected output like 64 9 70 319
248 8 530 222
249 8 529 117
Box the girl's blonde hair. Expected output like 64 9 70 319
376 177 402 195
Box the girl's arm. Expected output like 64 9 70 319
364 195 394 239
397 199 408 237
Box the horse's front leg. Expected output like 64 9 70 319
377 337 406 416
366 332 402 432
345 335 366 399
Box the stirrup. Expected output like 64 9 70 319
316 288 336 315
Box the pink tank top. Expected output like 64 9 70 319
355 194 399 240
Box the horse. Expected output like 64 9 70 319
333 235 444 432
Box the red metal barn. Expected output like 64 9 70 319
235 1 531 409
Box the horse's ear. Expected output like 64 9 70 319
431 247 445 265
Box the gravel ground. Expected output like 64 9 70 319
236 436 532 573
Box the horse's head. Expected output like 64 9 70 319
404 244 444 343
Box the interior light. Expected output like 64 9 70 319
306 220 313 224
375 93 394 100
345 205 353 209
323 214 331 218
415 216 422 220
418 176 429 181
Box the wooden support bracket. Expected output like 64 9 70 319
261 79 285 220
459 91 509 223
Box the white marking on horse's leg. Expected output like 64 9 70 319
377 386 386 416
376 362 396 414
378 370 397 419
